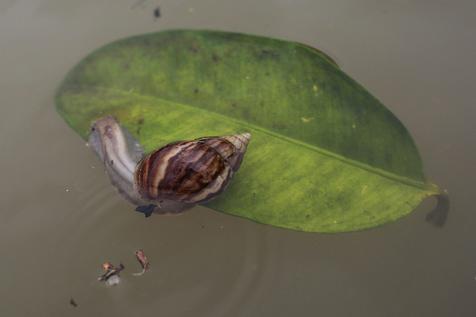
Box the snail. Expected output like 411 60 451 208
88 116 251 215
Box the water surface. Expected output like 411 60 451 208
1 0 475 316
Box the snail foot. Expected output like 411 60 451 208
135 204 157 217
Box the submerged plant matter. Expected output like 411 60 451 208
56 29 442 232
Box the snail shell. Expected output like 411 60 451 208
135 134 250 205
88 116 251 214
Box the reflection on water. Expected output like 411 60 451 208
1 0 475 316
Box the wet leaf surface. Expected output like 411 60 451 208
56 30 440 232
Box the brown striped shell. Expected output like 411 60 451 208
134 133 251 205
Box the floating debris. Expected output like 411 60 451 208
153 6 161 19
98 262 125 285
106 275 120 286
133 249 150 276
69 297 78 307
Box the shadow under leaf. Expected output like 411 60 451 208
426 190 450 227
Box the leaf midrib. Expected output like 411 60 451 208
68 85 438 193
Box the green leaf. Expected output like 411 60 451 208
56 29 440 232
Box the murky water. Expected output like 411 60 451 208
1 0 475 316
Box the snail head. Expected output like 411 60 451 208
88 116 123 162
88 116 147 206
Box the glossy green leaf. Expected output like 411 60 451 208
56 29 440 232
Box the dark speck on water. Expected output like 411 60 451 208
69 298 78 308
153 7 161 19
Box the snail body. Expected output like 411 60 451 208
88 116 251 214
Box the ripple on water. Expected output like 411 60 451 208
60 176 279 316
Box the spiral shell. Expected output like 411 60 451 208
134 133 251 204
